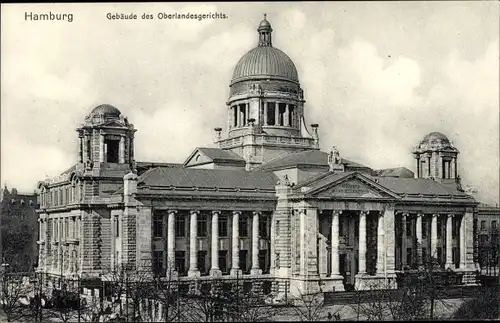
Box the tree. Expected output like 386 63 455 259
0 271 32 322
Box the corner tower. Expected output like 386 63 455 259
76 104 136 178
413 132 459 183
216 15 319 169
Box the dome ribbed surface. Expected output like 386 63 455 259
90 104 121 118
231 46 299 84
422 132 449 142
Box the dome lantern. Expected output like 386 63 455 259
258 13 273 47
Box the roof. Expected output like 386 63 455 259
369 176 471 197
259 150 370 171
136 161 183 175
138 167 278 191
373 167 414 178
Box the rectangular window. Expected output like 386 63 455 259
239 250 248 273
153 214 163 238
259 216 268 238
406 219 412 237
258 250 267 273
197 251 207 275
437 218 442 239
197 214 208 237
276 253 280 269
219 250 228 274
492 221 497 230
243 282 252 294
115 216 120 238
481 220 486 231
276 220 280 237
422 219 428 238
153 250 163 275
175 251 186 275
219 216 228 237
176 215 186 237
406 248 412 267
452 218 458 238
239 216 248 237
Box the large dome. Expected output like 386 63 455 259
417 131 454 151
230 15 299 85
231 47 299 84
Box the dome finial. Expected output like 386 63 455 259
264 13 267 20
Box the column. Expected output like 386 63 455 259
275 103 279 126
402 213 408 268
188 210 200 277
239 105 243 127
431 214 438 262
438 155 443 178
245 103 249 126
210 211 221 276
251 211 261 275
270 212 276 274
416 214 423 266
459 214 466 269
446 214 454 268
284 104 289 126
82 135 88 162
299 209 306 276
99 133 105 163
264 102 268 126
78 137 83 163
331 210 341 276
167 210 176 272
230 211 241 276
376 211 385 274
451 158 456 179
119 136 125 164
358 211 367 274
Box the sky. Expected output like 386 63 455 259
1 2 499 205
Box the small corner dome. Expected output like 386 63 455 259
417 132 453 150
88 104 122 120
258 17 272 31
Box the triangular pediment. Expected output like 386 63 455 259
184 148 213 167
306 173 400 200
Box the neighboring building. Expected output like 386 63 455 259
36 16 486 297
0 185 39 272
477 203 500 274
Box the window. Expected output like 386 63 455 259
406 219 412 237
175 251 186 275
259 216 268 238
176 215 186 237
219 250 228 274
258 250 267 273
452 218 458 238
481 220 486 231
197 214 207 237
239 250 248 273
105 139 119 163
153 250 163 275
197 251 207 275
153 214 163 238
437 247 443 264
406 248 412 267
219 216 228 237
437 218 442 238
492 221 497 230
239 216 248 237
243 282 252 294
276 253 280 269
422 220 428 238
276 220 280 237
115 216 120 238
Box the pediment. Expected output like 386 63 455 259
184 149 213 167
308 173 400 200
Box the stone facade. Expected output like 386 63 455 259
34 16 489 300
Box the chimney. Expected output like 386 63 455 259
214 127 222 143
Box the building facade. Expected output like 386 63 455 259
36 16 492 296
